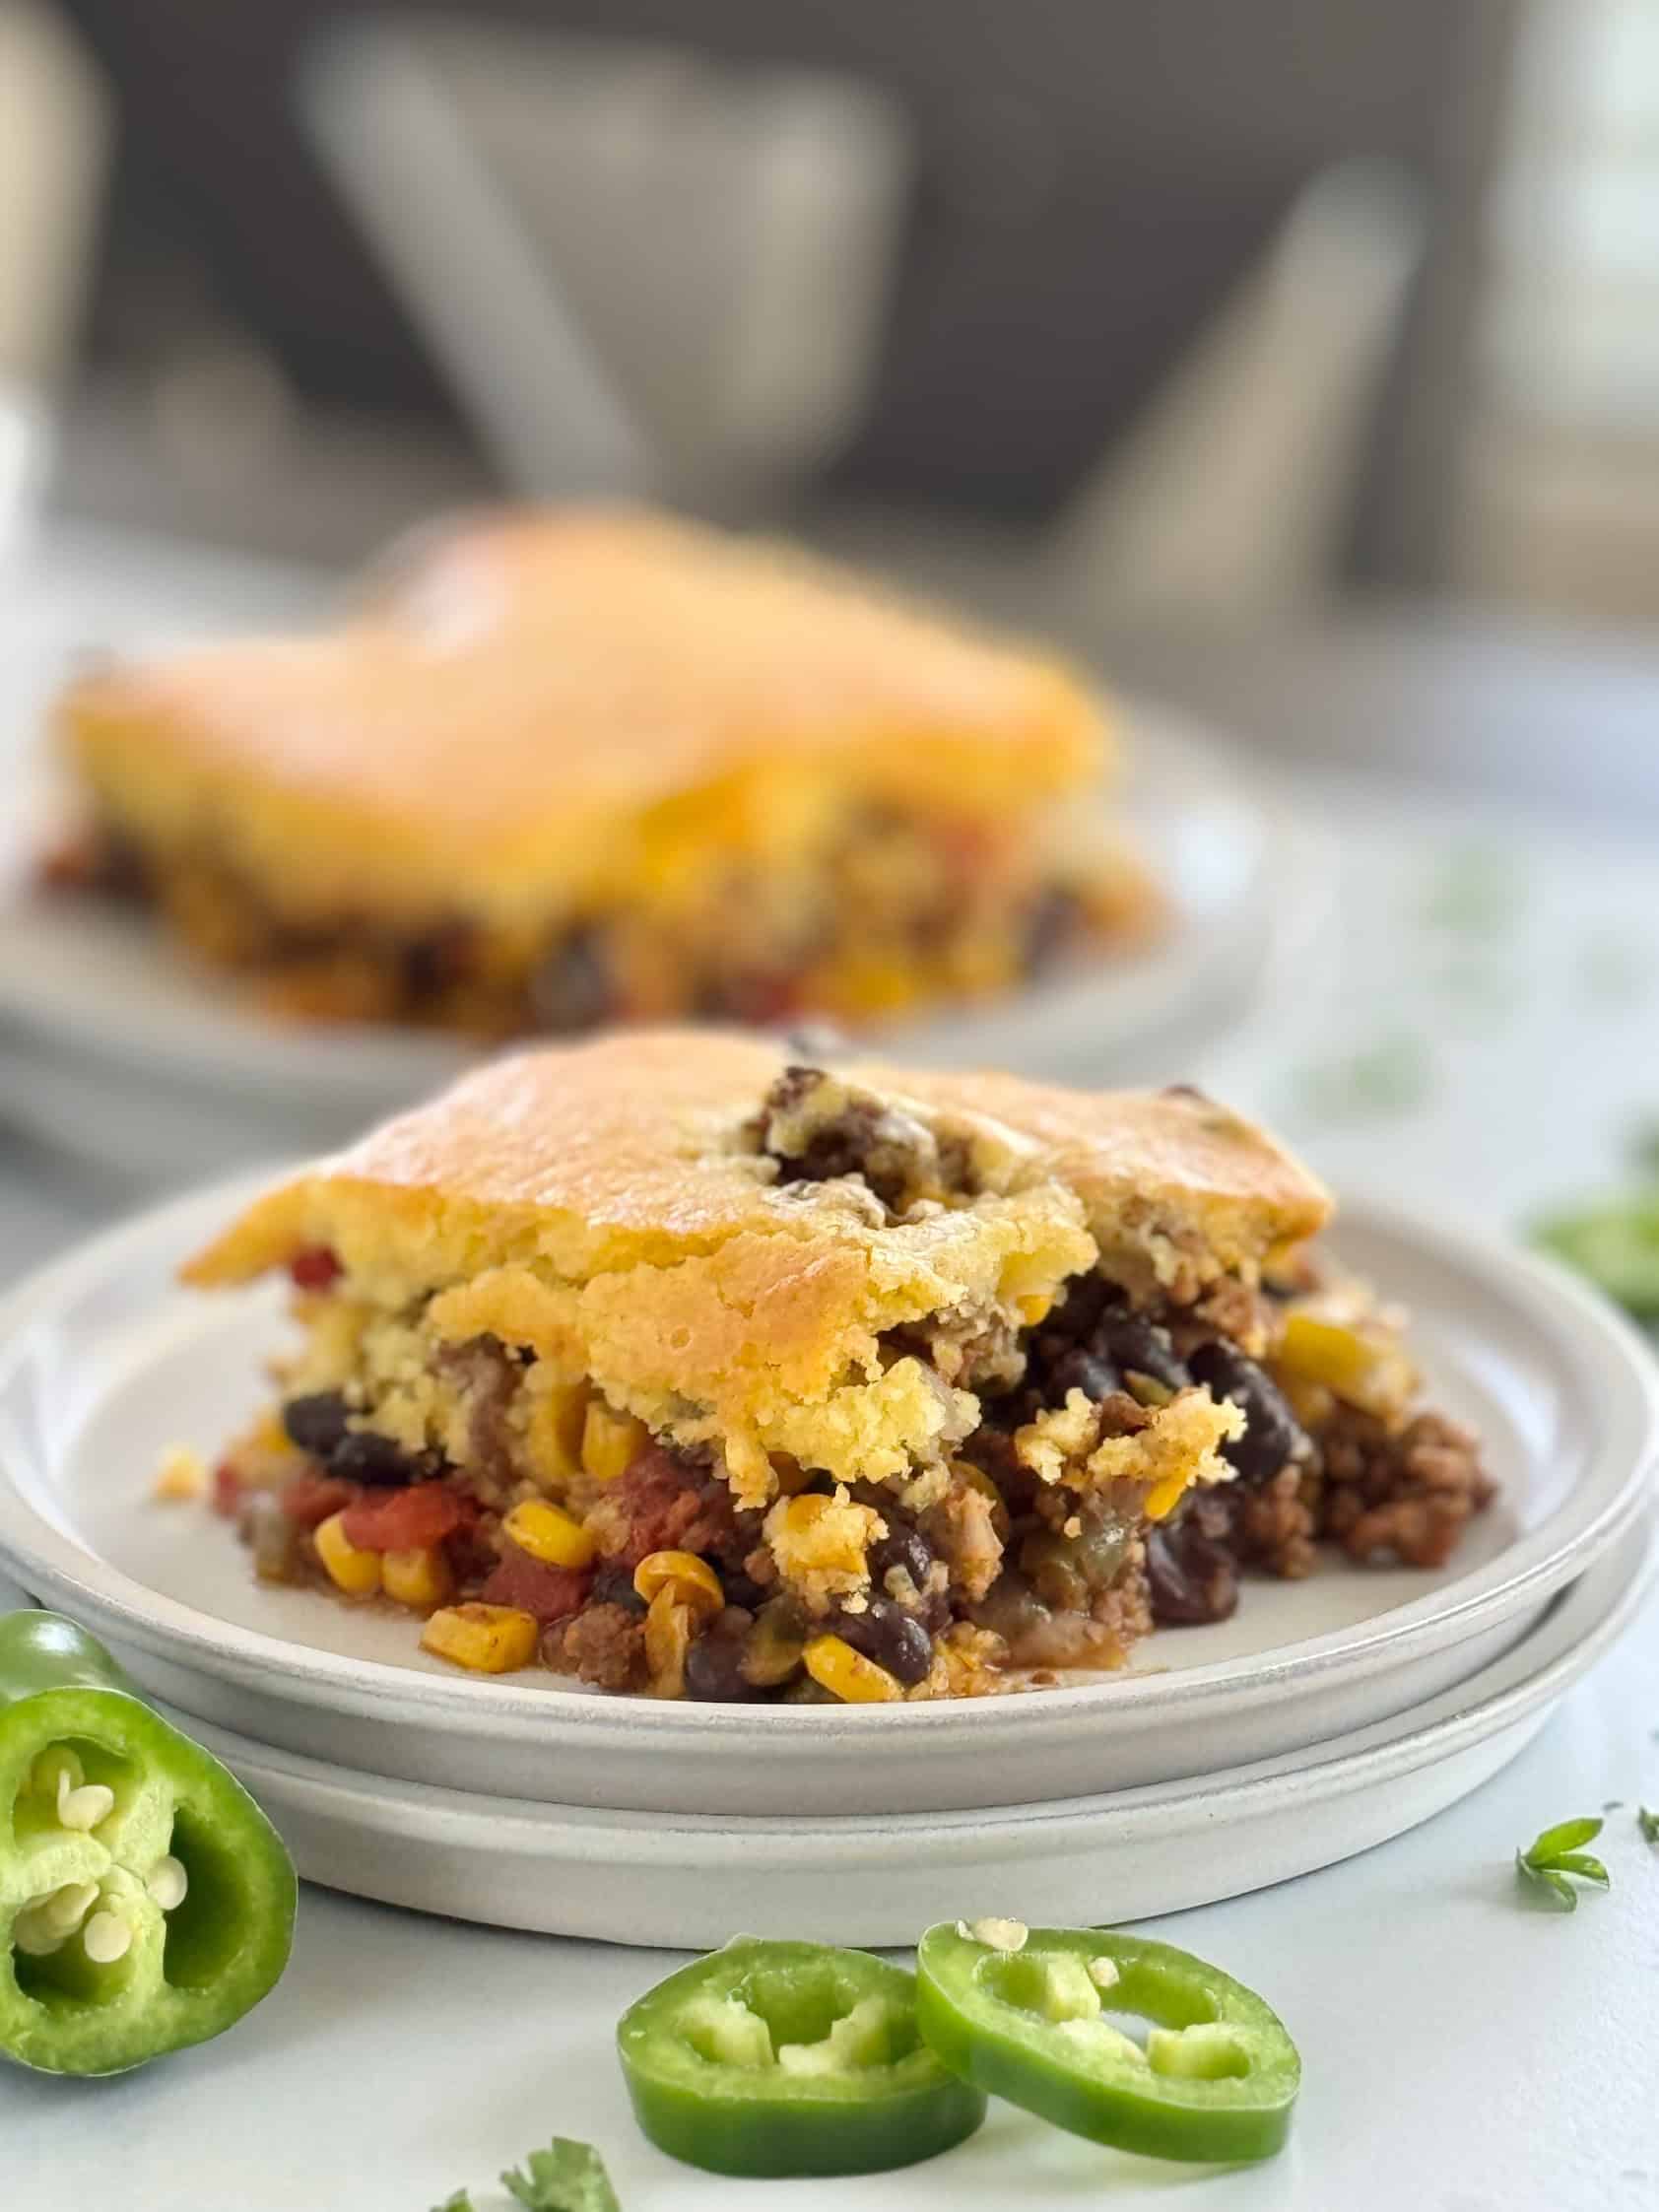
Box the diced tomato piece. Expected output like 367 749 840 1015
281 1471 357 1529
592 1444 737 1569
289 1244 343 1291
212 1462 244 1518
718 972 807 1026
340 1484 465 1552
480 1549 591 1625
934 816 1016 885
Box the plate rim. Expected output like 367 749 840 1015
0 1168 1653 1748
170 1517 1657 1855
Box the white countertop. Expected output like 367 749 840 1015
3 535 1659 2208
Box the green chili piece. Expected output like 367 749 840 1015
915 1920 1300 2164
617 1937 985 2177
0 1610 296 2075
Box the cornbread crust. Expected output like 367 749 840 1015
56 506 1112 930
184 1034 1328 1498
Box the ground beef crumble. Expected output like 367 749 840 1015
755 1064 963 1215
1318 1405 1494 1568
582 1442 747 1570
547 1602 647 1690
439 1335 521 1503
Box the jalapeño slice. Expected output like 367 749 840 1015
915 1920 1300 2164
617 1937 986 2178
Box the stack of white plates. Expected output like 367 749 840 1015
0 1174 1652 1946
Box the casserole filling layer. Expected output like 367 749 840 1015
208 1067 1492 1701
48 796 1157 1036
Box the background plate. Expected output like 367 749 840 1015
0 1174 1651 1814
172 1523 1656 1946
0 711 1307 1172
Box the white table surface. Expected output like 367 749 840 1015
4 532 1659 2208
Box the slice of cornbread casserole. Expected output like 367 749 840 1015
187 1033 1493 1700
49 504 1158 1036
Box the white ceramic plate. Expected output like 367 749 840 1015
0 711 1302 1158
0 1172 1652 1818
167 1522 1656 1946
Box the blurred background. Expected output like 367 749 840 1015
0 0 1656 1282
0 0 1655 817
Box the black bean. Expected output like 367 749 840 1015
1095 1312 1191 1393
716 1565 771 1613
589 1566 648 1619
684 1632 774 1703
1039 1272 1114 1342
1044 1345 1121 1404
833 1599 933 1686
529 925 616 1031
1188 1342 1307 1485
1145 1512 1240 1627
400 917 476 1003
1022 885 1083 975
866 1523 934 1596
282 1391 351 1458
329 1431 442 1488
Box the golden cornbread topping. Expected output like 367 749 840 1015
45 504 1161 1036
190 1033 1493 1700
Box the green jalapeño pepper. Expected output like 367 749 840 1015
617 1937 986 2177
915 1920 1299 2164
0 1609 296 2075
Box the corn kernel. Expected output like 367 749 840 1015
525 1377 590 1495
643 1587 693 1699
818 953 925 1017
774 1494 869 1575
1275 1313 1417 1420
581 1401 648 1484
633 1550 722 1622
382 1545 454 1612
152 1445 207 1504
421 1603 537 1674
1144 1466 1198 1521
503 1499 597 1571
804 1634 902 1705
1016 1292 1054 1327
314 1511 381 1597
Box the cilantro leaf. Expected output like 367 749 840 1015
1639 1807 1659 1846
1550 1851 1610 1886
1516 1817 1610 1910
1515 1852 1578 1910
431 2194 474 2212
501 2138 621 2212
1525 1817 1604 1861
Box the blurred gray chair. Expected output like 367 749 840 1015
299 15 911 508
300 16 1424 630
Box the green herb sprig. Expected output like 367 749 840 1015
1515 1818 1611 1911
432 2137 620 2212
1638 1807 1659 1846
503 2140 620 2212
